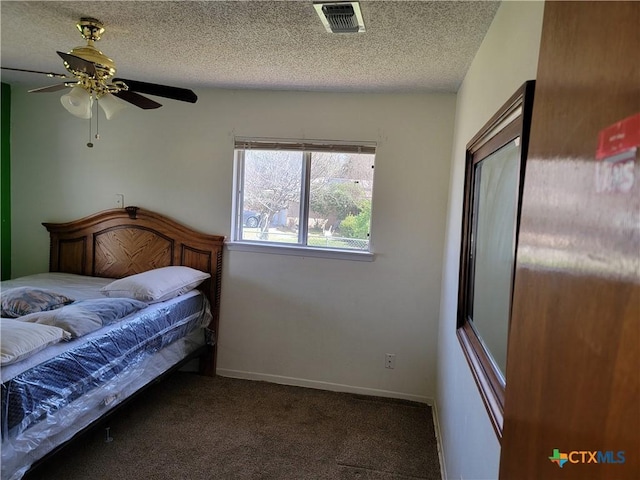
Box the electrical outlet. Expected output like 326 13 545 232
385 353 396 369
114 194 124 208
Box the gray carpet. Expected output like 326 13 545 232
25 373 441 479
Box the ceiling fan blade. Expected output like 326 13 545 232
1 66 69 79
28 82 77 93
57 51 96 76
113 90 162 110
114 78 197 103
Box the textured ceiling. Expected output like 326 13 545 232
0 1 500 93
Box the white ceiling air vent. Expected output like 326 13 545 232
313 1 365 34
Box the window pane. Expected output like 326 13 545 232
308 152 374 250
241 150 302 244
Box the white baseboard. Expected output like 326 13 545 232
216 368 432 404
431 400 447 480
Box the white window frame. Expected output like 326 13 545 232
228 137 376 261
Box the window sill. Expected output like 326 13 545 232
226 241 375 262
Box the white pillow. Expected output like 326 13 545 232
0 318 71 365
100 266 210 303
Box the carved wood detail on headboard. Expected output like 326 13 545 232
94 227 174 278
43 208 225 375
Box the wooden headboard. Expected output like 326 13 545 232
43 206 225 374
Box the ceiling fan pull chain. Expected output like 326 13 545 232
87 104 94 148
95 96 100 140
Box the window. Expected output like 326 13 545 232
231 138 376 258
457 81 535 440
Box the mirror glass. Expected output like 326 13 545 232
469 138 520 380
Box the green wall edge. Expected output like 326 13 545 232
1 82 11 280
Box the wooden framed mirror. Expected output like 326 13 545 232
457 80 535 440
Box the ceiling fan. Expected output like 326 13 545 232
2 17 198 124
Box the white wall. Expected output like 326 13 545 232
435 1 544 479
11 88 455 402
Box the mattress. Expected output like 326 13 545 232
0 273 212 480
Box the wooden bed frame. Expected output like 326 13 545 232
42 206 225 375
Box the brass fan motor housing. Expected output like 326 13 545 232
66 44 116 79
64 17 117 80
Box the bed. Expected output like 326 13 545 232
0 207 224 480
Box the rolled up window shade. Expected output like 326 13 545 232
234 137 376 154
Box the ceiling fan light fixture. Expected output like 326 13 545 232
98 93 127 120
60 85 93 119
2 16 200 144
